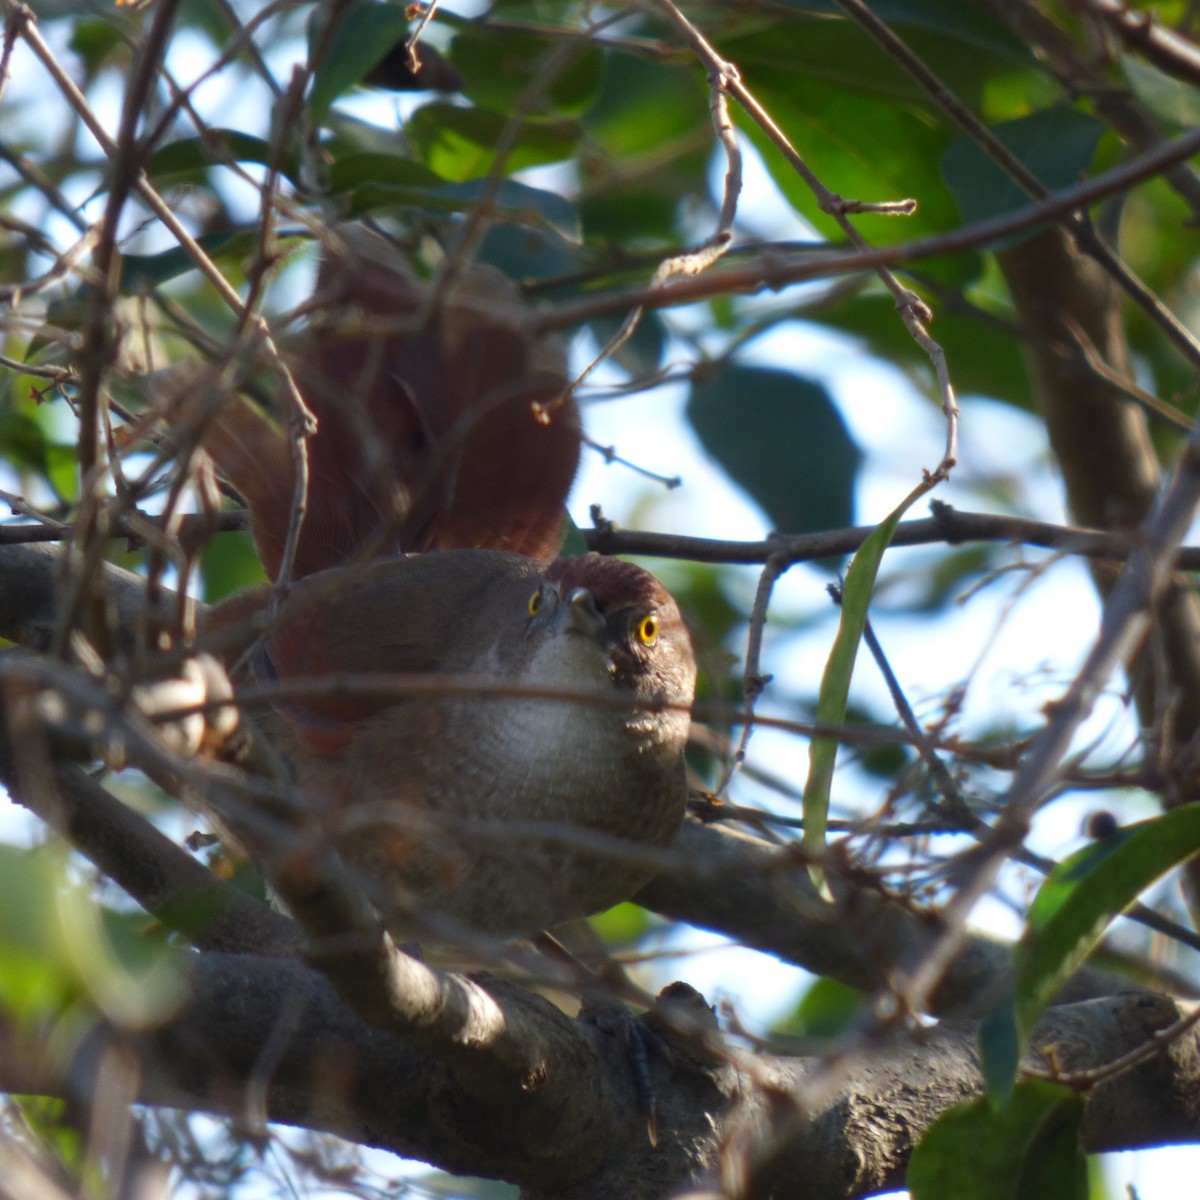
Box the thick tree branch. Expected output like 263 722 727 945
733 991 1200 1199
17 951 730 1198
13 760 302 957
999 226 1200 905
15 503 1200 570
1 953 1195 1200
636 820 1133 1020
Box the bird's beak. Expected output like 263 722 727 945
561 587 605 640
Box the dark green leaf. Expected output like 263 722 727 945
979 998 1021 1106
68 17 127 74
941 106 1106 233
450 26 603 117
590 311 666 376
348 177 579 240
117 230 261 291
818 292 1029 410
577 50 709 244
582 51 709 157
908 1081 1087 1200
558 516 589 557
475 223 581 283
362 39 463 93
686 362 860 535
437 180 578 239
327 151 444 194
308 1 411 123
783 0 1029 61
0 407 53 475
145 131 287 186
406 103 580 180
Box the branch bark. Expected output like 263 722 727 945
0 952 1195 1200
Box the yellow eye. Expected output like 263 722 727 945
637 613 659 646
528 589 542 616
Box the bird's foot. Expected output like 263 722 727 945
580 990 670 1146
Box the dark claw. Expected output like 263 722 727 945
583 997 669 1147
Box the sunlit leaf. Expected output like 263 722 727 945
778 976 862 1039
407 103 579 180
801 477 933 894
1018 810 1200 1039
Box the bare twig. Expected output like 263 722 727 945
537 122 1200 331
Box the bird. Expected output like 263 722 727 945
195 227 696 944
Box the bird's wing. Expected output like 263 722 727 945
259 551 540 756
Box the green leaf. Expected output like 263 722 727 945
582 52 709 157
591 311 666 376
145 131 288 186
116 230 262 291
68 17 127 75
450 26 603 117
818 291 1030 410
801 476 934 894
941 106 1106 233
406 103 580 180
686 362 860 535
778 976 862 1039
1014 807 1200 1048
0 847 78 1024
589 902 654 946
908 1081 1087 1200
723 23 968 272
576 51 709 244
347 177 579 240
0 843 187 1031
200 527 267 603
558 516 589 557
784 0 1028 61
1122 54 1200 130
476 223 581 282
978 998 1021 1106
0 407 54 476
308 0 411 123
437 180 579 239
327 151 445 194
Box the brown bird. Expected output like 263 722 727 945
199 228 695 943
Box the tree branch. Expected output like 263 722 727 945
1 953 1194 1200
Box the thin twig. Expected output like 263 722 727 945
536 122 1200 332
